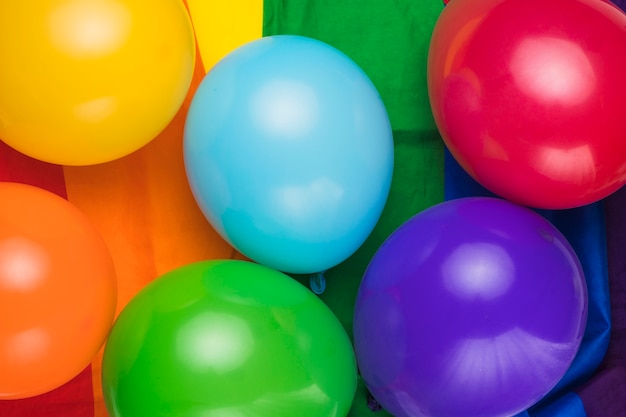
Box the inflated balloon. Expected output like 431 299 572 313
354 197 588 417
102 260 357 417
0 182 116 399
0 0 195 165
428 0 626 209
184 35 393 274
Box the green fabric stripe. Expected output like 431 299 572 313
263 1 442 131
263 2 445 415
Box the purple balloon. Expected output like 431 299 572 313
354 197 588 417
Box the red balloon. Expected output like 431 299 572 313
428 0 626 209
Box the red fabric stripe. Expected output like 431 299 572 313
0 141 68 198
0 142 95 415
0 368 94 417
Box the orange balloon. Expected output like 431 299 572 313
0 182 116 399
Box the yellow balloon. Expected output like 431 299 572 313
0 0 196 165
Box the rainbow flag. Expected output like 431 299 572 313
0 0 624 416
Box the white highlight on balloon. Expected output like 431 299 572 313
443 242 515 301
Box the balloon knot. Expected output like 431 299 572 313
309 271 327 294
367 392 383 412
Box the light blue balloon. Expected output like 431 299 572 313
184 35 394 274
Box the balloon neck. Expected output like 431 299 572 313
309 271 327 294
443 0 450 4
367 392 383 412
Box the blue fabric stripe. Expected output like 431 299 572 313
533 392 587 417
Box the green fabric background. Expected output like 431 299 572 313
264 1 446 415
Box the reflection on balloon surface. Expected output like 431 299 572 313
176 312 254 375
510 37 596 105
49 0 132 58
442 242 515 301
0 238 49 293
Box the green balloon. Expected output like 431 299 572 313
102 260 357 417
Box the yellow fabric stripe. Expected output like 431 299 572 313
187 0 264 73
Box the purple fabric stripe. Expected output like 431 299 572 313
577 367 626 417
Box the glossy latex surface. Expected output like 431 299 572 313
184 35 394 274
102 260 357 417
0 182 116 399
0 0 195 165
428 0 626 209
354 197 588 417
